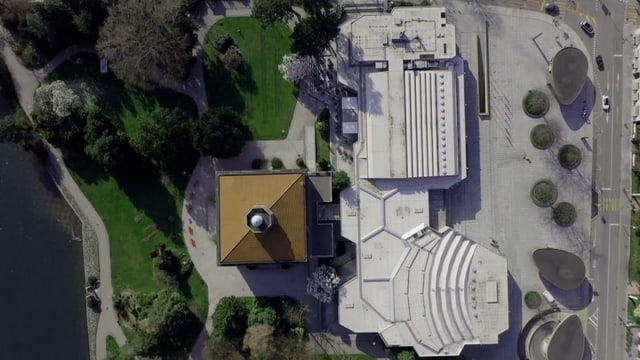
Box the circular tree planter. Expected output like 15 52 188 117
530 124 555 150
553 202 577 227
524 291 542 309
558 144 581 170
531 180 558 207
522 90 550 118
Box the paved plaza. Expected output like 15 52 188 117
441 2 594 357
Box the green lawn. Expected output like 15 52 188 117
203 17 297 139
46 54 198 136
631 210 640 283
45 54 207 353
316 127 331 166
70 164 208 318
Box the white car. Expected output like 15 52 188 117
602 95 610 111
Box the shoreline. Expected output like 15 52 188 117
45 152 99 360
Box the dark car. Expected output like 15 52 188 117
580 21 595 36
602 3 610 16
595 55 604 71
545 3 559 15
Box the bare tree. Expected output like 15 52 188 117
96 0 196 90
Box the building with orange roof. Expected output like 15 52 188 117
217 171 308 265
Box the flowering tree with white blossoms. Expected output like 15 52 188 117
34 80 81 118
278 53 315 83
306 264 340 303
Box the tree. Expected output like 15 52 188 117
252 0 293 28
32 80 85 148
0 0 30 31
290 6 342 56
332 170 350 191
0 113 39 150
24 0 78 53
83 107 126 168
191 107 249 158
131 107 197 170
220 45 244 70
397 350 417 360
204 336 244 360
137 290 197 356
316 121 329 141
243 324 275 356
306 265 340 303
278 53 315 83
248 306 278 326
212 296 249 338
97 0 197 90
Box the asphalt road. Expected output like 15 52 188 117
471 0 631 358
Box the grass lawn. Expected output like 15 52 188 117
45 54 207 352
630 211 640 283
634 154 640 194
46 53 198 135
106 335 120 359
70 164 208 320
203 17 297 139
316 127 331 165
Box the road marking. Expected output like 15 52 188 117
607 71 610 91
601 197 619 211
613 54 623 57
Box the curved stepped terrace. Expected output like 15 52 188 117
395 228 478 352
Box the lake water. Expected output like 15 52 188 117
0 143 89 359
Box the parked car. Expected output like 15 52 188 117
602 95 610 111
545 3 559 15
580 21 595 36
595 55 604 71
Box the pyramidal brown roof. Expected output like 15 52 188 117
217 172 307 265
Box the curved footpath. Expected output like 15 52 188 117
0 39 126 359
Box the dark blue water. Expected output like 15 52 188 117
0 143 89 359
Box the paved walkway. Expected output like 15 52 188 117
0 33 126 360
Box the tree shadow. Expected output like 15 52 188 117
202 55 246 114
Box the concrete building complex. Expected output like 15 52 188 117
334 7 509 357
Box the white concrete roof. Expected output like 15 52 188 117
349 7 456 63
339 180 509 357
342 7 466 180
362 66 465 179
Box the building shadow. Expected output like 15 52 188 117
558 77 596 131
445 59 482 224
540 275 593 310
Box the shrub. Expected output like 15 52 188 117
248 306 278 327
212 296 249 338
317 158 330 171
221 45 243 70
524 291 542 309
522 90 550 118
530 180 558 207
332 170 351 191
271 157 283 169
296 157 306 169
214 33 234 52
558 144 581 169
19 43 39 68
397 350 417 360
87 295 100 308
553 202 577 227
87 275 99 287
316 121 329 141
251 158 264 170
530 124 555 150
